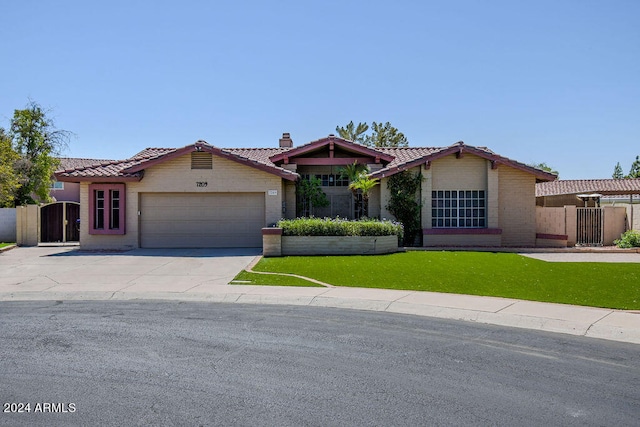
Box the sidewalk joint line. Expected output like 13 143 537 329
496 301 517 314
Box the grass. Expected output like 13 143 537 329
237 251 640 310
0 243 14 249
231 271 324 287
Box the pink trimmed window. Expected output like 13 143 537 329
89 184 126 235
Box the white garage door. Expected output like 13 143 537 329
140 193 265 248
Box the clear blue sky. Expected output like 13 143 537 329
2 0 638 179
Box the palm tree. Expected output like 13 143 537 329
349 172 379 218
339 161 369 218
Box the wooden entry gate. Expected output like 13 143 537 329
576 207 603 246
40 202 80 243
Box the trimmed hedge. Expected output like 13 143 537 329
277 217 403 239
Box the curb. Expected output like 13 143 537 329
1 289 638 346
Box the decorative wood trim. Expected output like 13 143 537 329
371 142 557 181
268 136 395 164
293 157 374 166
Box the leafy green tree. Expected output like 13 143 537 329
348 173 379 218
386 171 423 246
364 121 408 147
627 156 640 178
612 162 624 179
336 121 409 147
296 176 329 217
335 121 369 144
529 162 559 177
9 101 70 205
0 129 20 207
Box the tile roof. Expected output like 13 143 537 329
376 146 447 169
55 139 556 183
56 157 114 172
56 158 147 181
536 179 640 197
55 143 297 182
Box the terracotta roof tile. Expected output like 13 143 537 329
376 147 445 169
56 157 114 172
536 179 640 197
56 140 555 183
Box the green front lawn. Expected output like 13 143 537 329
0 243 14 249
238 251 640 310
232 271 324 287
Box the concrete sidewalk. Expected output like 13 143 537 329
1 246 639 345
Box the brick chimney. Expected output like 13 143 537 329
279 132 293 148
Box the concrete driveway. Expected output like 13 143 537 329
0 246 261 295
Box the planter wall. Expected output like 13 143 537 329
262 228 398 257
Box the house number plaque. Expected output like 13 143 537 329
196 181 208 187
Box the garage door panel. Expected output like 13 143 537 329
140 193 265 248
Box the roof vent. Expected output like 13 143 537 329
191 151 212 169
279 132 293 148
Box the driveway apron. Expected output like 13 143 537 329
0 247 261 294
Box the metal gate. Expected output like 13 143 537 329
576 207 603 246
40 202 80 243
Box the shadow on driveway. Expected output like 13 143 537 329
45 247 263 258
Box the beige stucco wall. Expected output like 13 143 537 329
283 181 297 219
601 201 640 231
16 205 39 246
536 206 566 236
498 166 536 246
425 155 501 246
431 154 488 189
603 206 627 245
79 153 284 250
379 176 393 220
281 235 398 255
378 154 540 247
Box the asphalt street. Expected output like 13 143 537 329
1 301 638 426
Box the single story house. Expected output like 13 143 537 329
55 133 556 250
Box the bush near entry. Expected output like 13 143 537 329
614 230 640 248
277 217 403 240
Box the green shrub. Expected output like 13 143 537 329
614 230 640 248
277 217 403 240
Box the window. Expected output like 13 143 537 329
89 184 126 235
50 181 64 190
431 190 486 228
301 174 349 187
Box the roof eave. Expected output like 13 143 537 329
269 135 395 163
54 173 143 183
123 141 299 181
370 143 559 181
